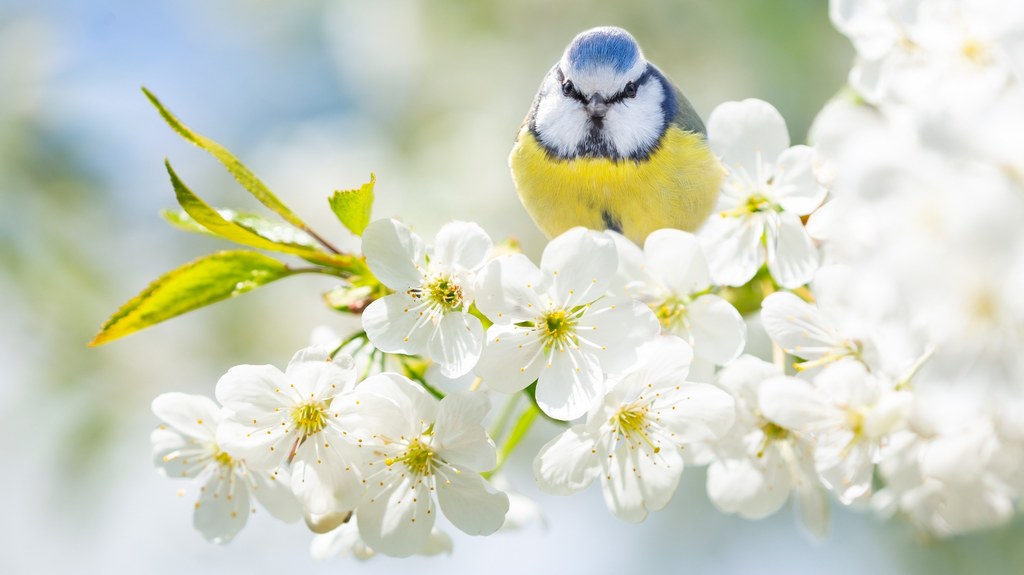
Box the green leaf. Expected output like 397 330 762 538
162 208 319 249
166 160 355 269
142 87 308 230
328 174 375 236
89 251 294 346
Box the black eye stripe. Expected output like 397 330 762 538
606 69 653 104
554 67 652 104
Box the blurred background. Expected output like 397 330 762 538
3 1 1023 573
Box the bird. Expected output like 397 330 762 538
509 26 723 245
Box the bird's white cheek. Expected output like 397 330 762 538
535 95 591 157
604 87 664 157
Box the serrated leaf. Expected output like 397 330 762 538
162 208 319 249
166 160 355 269
89 251 294 346
143 87 308 230
329 174 375 236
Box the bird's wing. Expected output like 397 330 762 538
670 84 707 138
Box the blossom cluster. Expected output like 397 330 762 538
144 0 1024 559
802 0 1024 536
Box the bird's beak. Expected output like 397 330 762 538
586 94 608 120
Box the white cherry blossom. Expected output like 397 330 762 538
361 219 492 378
343 375 509 557
534 336 735 522
700 98 826 289
214 346 365 531
151 392 301 543
474 227 660 420
705 356 829 537
611 229 746 366
760 360 911 504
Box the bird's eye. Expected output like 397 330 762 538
623 81 638 99
561 80 576 98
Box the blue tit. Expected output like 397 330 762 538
510 26 723 245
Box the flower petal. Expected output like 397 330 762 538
357 475 434 558
609 231 650 297
249 467 302 523
773 145 827 215
215 419 291 471
291 440 363 516
541 227 617 307
794 481 830 540
193 467 251 544
577 297 660 373
419 527 454 556
699 213 766 287
815 434 873 504
686 294 747 365
760 291 842 360
434 391 496 471
635 442 685 516
362 218 426 290
310 522 362 560
347 373 437 441
533 425 601 494
475 325 544 394
643 229 710 294
602 435 684 522
714 354 781 410
430 221 493 272
656 382 736 443
427 312 484 379
214 364 287 421
285 344 358 399
435 469 509 536
706 452 790 519
474 255 546 324
758 376 835 431
535 347 604 421
151 427 211 479
766 211 819 289
613 335 693 399
362 292 432 356
151 393 221 441
708 98 791 172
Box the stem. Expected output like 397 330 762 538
286 266 350 279
895 346 935 391
400 357 446 400
327 331 367 361
524 381 568 426
303 226 343 254
483 403 539 479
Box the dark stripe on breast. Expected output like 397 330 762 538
601 210 623 233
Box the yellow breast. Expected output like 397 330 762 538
509 125 724 245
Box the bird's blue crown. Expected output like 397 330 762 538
563 27 641 73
